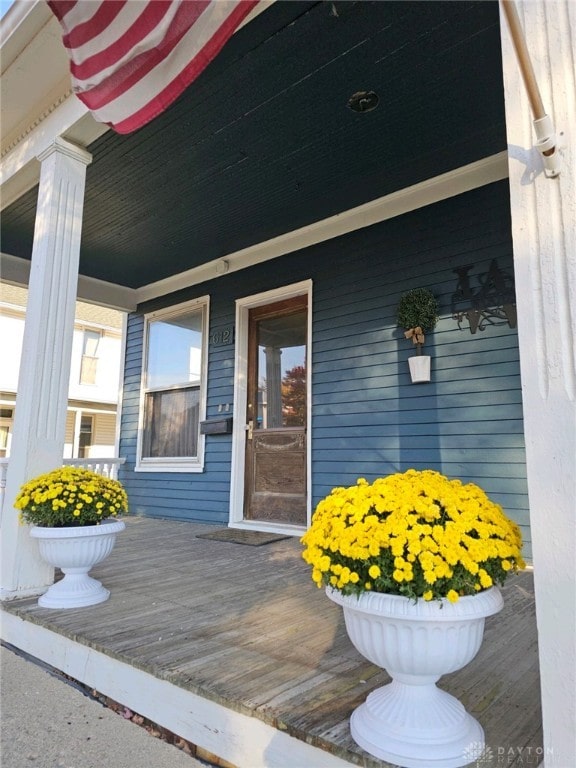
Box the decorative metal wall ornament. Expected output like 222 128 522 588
451 259 517 335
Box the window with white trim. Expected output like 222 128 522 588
79 330 101 385
0 407 14 458
138 299 208 471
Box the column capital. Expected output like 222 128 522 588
37 136 92 166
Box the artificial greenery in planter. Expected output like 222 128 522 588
396 287 439 353
397 287 439 382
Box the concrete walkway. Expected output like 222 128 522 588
0 644 211 768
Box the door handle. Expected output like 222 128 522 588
245 420 254 440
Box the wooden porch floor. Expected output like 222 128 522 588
1 518 542 768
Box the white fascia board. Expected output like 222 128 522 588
75 275 137 312
3 152 508 312
0 253 30 286
136 151 509 305
0 254 137 312
0 612 357 768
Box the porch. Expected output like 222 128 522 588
1 516 542 768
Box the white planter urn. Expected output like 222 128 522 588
327 586 504 768
408 354 431 383
30 519 125 609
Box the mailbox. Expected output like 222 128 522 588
200 416 233 435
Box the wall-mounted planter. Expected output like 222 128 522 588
408 355 431 383
397 288 438 385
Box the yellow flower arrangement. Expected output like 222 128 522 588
15 466 128 528
301 469 525 602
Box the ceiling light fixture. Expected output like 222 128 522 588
347 91 379 113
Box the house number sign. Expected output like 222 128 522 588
209 326 235 346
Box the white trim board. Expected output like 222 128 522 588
229 280 313 531
0 611 357 768
0 253 138 312
136 151 509 304
2 152 508 311
134 296 210 474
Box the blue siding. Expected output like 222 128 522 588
119 179 531 556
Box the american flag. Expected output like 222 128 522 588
47 1 260 134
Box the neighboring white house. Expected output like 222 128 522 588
0 283 124 460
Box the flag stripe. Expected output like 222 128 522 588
96 2 257 134
61 2 129 50
69 2 206 86
78 1 248 116
47 0 260 134
77 4 204 112
48 0 78 21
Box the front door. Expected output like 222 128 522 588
244 295 307 526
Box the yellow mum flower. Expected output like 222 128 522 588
14 466 128 527
479 570 493 588
340 568 351 585
301 469 524 600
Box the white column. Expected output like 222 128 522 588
0 138 92 600
499 2 575 765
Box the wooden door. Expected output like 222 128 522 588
244 295 307 525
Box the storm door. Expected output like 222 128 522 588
244 295 307 525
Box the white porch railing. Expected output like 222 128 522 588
61 458 126 479
0 458 126 515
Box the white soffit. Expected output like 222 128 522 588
0 3 70 154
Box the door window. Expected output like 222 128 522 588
256 313 307 430
244 294 308 525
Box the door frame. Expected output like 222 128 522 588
229 279 313 534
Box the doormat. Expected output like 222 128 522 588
196 528 290 546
